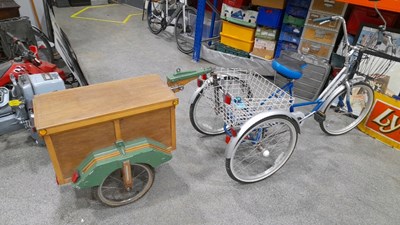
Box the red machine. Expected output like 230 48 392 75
0 32 66 87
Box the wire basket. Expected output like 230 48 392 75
202 68 294 128
353 47 400 94
354 47 400 78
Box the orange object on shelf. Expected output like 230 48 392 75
358 92 400 150
336 0 400 13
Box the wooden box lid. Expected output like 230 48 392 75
34 74 177 132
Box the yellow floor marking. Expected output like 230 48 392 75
71 4 141 24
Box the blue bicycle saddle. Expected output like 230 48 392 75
272 56 307 80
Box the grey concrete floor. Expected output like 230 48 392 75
1 3 400 225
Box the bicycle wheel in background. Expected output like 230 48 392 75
174 6 196 54
147 0 165 35
32 26 54 63
226 115 298 183
319 82 374 135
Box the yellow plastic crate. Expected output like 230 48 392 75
221 20 255 42
220 33 254 52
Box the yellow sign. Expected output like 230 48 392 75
358 92 400 150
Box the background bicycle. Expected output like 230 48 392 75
147 0 197 54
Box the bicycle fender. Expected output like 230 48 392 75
319 84 346 112
189 79 212 104
72 138 172 189
225 110 300 159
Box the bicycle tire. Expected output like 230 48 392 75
189 86 225 136
189 75 253 136
174 6 197 54
32 26 54 63
147 0 165 35
226 115 298 183
319 82 374 136
93 164 154 207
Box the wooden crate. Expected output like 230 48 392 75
34 75 178 184
0 0 20 20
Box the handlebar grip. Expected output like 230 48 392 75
313 16 333 23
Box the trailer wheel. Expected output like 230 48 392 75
93 163 154 207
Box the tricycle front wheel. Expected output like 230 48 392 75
94 163 154 207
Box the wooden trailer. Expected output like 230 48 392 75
34 74 178 185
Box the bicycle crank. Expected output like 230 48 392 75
314 110 326 123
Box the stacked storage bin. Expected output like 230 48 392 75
298 0 347 60
250 4 284 60
275 0 348 101
220 0 258 55
275 0 311 58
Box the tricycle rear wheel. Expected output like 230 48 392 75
94 163 154 207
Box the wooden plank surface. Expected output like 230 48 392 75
34 74 177 131
51 121 116 181
120 107 174 148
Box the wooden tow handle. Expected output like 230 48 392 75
167 68 213 93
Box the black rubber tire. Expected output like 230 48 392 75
147 0 165 35
319 82 374 136
174 6 197 54
93 163 154 207
189 75 253 136
189 87 225 136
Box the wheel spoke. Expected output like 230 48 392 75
96 164 154 206
227 116 297 183
101 186 125 190
108 175 124 184
321 83 373 135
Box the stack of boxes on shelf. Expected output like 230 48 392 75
275 0 311 58
216 0 354 63
298 0 347 59
275 0 347 101
219 0 258 57
218 0 291 60
251 0 285 60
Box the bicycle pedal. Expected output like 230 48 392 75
314 111 326 123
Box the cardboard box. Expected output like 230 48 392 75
221 3 258 28
251 38 276 60
251 0 285 9
255 27 277 40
